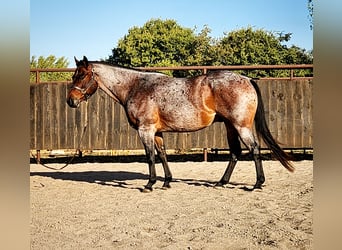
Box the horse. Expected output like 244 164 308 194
67 56 294 192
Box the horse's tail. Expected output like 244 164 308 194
250 79 295 172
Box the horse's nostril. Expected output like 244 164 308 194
67 98 72 107
67 98 77 108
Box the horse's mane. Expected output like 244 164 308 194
89 60 146 72
88 60 173 77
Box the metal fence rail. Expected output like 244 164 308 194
30 64 313 83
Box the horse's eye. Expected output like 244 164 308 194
76 72 86 80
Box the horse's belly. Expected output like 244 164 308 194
159 110 216 132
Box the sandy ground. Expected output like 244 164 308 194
30 159 313 249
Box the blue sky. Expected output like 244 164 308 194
30 0 313 66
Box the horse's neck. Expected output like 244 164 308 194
94 64 140 104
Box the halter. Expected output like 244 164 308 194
71 68 98 100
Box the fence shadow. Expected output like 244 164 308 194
30 151 312 165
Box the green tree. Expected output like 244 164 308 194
215 27 284 66
107 18 214 76
30 55 72 82
108 20 312 78
214 27 312 77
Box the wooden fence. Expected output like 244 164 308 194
30 78 313 152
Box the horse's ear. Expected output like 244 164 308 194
74 56 79 65
83 56 88 67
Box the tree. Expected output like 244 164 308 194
107 18 214 76
30 55 72 82
213 27 312 77
108 21 312 78
215 27 284 65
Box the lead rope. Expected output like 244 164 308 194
30 101 89 170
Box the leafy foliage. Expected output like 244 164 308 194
107 19 216 76
107 19 312 78
214 27 313 77
30 55 72 82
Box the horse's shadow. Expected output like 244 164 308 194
172 178 255 191
30 170 255 191
30 171 149 190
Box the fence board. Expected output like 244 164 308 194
286 81 295 147
65 85 77 148
43 84 50 148
58 83 66 148
303 80 313 147
30 84 37 148
113 101 122 148
258 81 269 148
294 81 304 147
30 79 313 151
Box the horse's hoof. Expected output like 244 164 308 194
142 188 152 193
253 185 263 190
161 184 171 190
142 187 153 193
214 182 226 188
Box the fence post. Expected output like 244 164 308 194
36 150 41 163
203 148 208 161
35 70 40 83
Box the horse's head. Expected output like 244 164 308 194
67 56 99 108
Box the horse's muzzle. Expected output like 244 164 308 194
67 97 79 108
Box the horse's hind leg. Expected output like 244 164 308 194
155 132 172 189
216 121 242 187
237 127 265 189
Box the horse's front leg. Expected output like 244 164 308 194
138 127 157 192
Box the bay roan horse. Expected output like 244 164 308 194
67 56 294 192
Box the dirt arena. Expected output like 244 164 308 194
30 159 313 249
